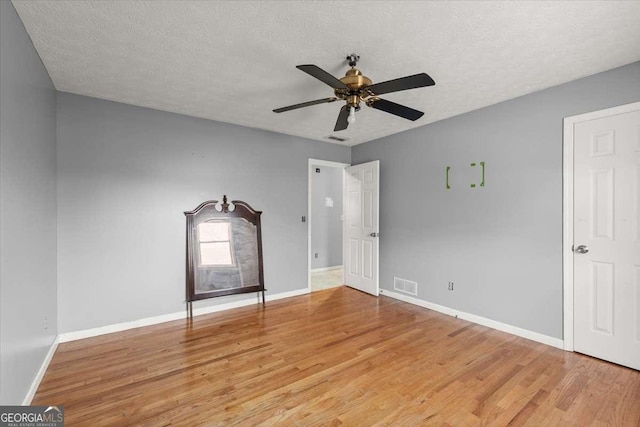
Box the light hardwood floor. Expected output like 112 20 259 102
34 287 640 426
311 267 344 291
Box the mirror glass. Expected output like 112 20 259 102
194 218 259 293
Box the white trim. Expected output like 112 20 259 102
60 312 184 342
310 265 343 273
565 102 640 124
308 159 351 168
307 159 349 293
562 113 575 351
22 336 59 405
263 288 309 301
380 289 564 350
59 288 310 343
562 101 640 352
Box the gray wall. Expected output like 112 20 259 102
0 2 58 404
56 92 350 333
352 61 640 340
310 166 343 269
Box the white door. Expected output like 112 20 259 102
344 160 379 296
573 105 640 371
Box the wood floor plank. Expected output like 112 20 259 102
33 286 640 426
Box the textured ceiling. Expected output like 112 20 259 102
12 1 640 146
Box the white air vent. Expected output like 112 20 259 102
394 277 417 296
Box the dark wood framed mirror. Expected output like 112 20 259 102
184 195 265 317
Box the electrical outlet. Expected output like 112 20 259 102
314 253 318 258
44 316 48 331
448 282 454 291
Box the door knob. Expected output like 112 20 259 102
573 245 589 254
369 232 379 238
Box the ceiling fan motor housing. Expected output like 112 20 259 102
335 68 372 109
340 68 372 89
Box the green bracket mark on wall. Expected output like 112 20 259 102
470 162 486 188
470 162 476 188
447 162 486 190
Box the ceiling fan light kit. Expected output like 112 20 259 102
273 53 435 131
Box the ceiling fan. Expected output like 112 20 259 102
273 54 435 131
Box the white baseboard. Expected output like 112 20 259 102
380 289 564 350
264 288 310 300
59 288 310 343
311 265 343 273
22 336 59 405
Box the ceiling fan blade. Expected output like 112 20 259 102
334 105 350 131
296 65 349 90
368 98 424 121
273 97 337 113
365 73 435 96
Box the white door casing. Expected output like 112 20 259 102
565 102 640 371
344 160 379 296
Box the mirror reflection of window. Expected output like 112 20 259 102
198 221 234 267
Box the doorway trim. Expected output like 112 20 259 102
308 159 350 292
562 101 640 352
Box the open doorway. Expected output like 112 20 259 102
308 159 349 292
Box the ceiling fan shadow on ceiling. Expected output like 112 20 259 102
273 54 435 131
